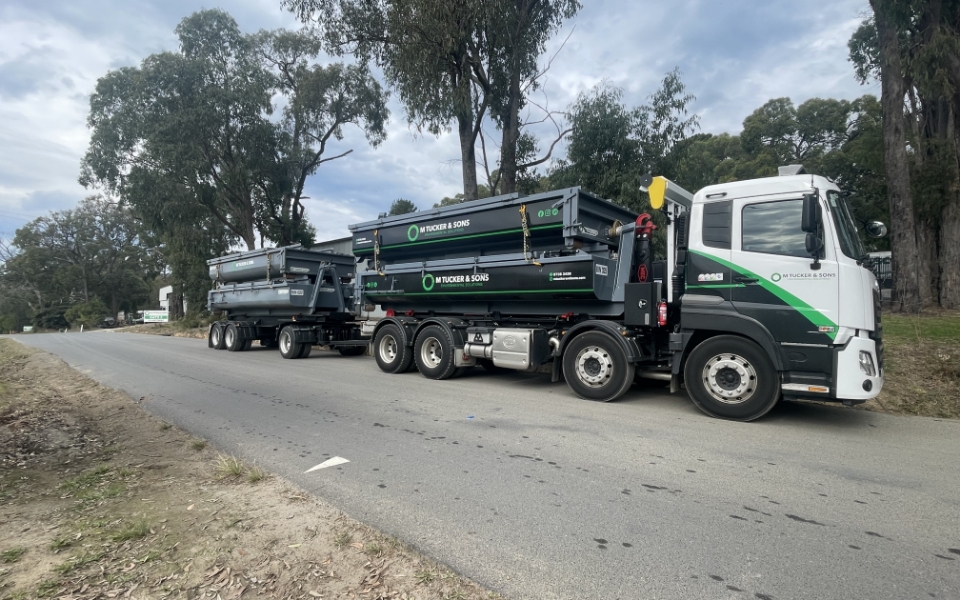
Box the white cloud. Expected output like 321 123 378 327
0 0 875 241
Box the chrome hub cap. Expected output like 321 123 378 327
576 346 613 388
280 332 292 354
703 353 757 404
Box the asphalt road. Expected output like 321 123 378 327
10 332 960 600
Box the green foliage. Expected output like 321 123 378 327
434 185 492 208
388 199 418 215
551 70 698 214
64 298 110 328
32 306 69 330
80 9 388 312
1 197 153 329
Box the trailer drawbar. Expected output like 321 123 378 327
207 167 886 421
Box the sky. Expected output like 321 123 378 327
0 0 879 244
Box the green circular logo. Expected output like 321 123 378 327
537 210 545 218
407 225 419 241
422 274 435 291
771 273 782 282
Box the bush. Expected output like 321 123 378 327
32 305 69 330
64 298 110 328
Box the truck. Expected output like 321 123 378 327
207 166 886 421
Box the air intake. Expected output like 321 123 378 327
778 164 807 176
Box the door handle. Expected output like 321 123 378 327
734 276 759 284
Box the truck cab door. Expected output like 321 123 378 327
730 196 840 346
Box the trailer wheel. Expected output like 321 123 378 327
298 343 313 359
225 323 245 352
562 331 635 402
337 346 366 357
413 325 458 380
684 335 779 421
279 327 302 359
209 323 226 350
373 324 413 373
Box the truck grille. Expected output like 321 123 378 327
871 288 884 372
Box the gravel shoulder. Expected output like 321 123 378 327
0 338 499 600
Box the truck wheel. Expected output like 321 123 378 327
298 343 313 359
279 327 302 359
337 346 366 357
562 331 635 402
225 323 245 352
684 335 780 421
413 325 458 380
209 323 226 350
373 324 413 373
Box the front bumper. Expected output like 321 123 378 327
835 334 883 401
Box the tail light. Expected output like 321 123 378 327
658 301 668 327
386 309 396 317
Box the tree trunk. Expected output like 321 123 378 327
458 111 479 201
499 67 522 194
939 198 960 307
871 0 929 311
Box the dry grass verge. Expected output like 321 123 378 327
0 339 501 600
861 311 960 419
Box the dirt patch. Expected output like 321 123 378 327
860 312 960 419
0 339 501 600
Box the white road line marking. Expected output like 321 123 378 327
305 456 350 473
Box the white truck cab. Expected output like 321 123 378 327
659 167 884 419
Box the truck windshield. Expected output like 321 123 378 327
826 190 866 260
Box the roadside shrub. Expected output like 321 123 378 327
32 305 69 330
64 298 110 328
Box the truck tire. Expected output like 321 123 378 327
684 335 780 421
373 324 413 373
298 343 313 359
279 327 302 360
413 325 458 380
337 346 366 357
225 323 245 352
209 323 226 350
562 331 635 402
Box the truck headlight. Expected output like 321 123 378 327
859 351 876 377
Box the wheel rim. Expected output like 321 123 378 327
575 346 613 388
378 334 398 363
419 336 443 368
212 327 221 345
702 353 757 404
280 332 292 354
225 327 235 347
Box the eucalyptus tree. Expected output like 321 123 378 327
2 197 152 322
81 9 388 251
849 0 960 309
284 0 580 199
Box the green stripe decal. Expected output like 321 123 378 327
689 249 837 341
354 223 564 253
365 288 594 297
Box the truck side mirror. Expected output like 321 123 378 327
805 232 823 270
865 220 888 238
801 193 820 233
